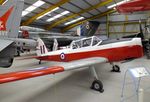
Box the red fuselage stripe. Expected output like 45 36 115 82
37 45 143 62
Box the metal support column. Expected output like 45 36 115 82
106 14 110 38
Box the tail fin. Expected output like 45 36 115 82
52 39 58 51
0 0 24 38
77 21 100 36
36 38 48 56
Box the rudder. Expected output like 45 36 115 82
36 38 48 56
0 0 24 38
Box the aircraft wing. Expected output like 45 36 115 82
62 57 108 70
0 39 14 52
0 57 108 84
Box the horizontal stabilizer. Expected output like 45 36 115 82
0 66 64 84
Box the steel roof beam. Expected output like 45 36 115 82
21 0 70 26
45 0 113 30
0 0 5 5
62 9 116 32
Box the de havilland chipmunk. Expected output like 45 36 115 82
0 35 143 92
0 0 102 68
0 0 145 93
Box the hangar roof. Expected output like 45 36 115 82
1 0 127 32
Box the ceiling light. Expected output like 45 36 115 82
107 0 130 9
64 17 84 25
22 0 45 17
46 11 70 22
37 7 59 20
22 11 30 17
33 0 45 7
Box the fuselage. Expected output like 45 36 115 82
37 38 143 63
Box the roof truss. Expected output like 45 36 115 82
62 9 116 32
45 0 113 30
21 0 70 26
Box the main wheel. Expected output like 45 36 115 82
91 80 104 93
112 65 120 72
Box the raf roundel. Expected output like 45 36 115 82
60 52 65 60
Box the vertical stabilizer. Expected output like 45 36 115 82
0 0 24 38
36 38 48 56
78 21 100 36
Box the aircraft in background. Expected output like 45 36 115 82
19 21 104 51
0 36 143 92
116 0 150 13
0 0 37 67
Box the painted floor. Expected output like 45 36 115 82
0 55 150 102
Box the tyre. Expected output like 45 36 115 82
112 65 120 72
91 80 104 93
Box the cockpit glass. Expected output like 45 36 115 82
92 36 102 46
71 36 102 49
82 38 92 47
71 41 81 49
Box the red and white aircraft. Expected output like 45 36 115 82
0 36 143 92
116 0 150 13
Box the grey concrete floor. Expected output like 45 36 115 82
0 55 150 102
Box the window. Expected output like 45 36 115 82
82 38 92 47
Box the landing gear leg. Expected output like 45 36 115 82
110 63 120 72
89 66 104 93
39 60 41 64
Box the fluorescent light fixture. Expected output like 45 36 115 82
47 11 70 22
25 6 37 12
2 0 8 5
22 0 45 17
107 0 130 9
36 7 59 20
64 17 84 25
22 11 30 17
33 0 45 7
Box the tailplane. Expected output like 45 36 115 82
0 0 24 38
36 38 48 56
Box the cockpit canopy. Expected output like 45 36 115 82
70 36 102 49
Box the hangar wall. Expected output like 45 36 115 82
68 12 149 39
108 12 149 38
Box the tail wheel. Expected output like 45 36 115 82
39 60 41 64
112 65 120 72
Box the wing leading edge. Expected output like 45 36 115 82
0 57 108 84
0 39 13 52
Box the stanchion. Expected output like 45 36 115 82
120 67 150 102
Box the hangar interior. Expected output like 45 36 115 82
0 0 150 102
